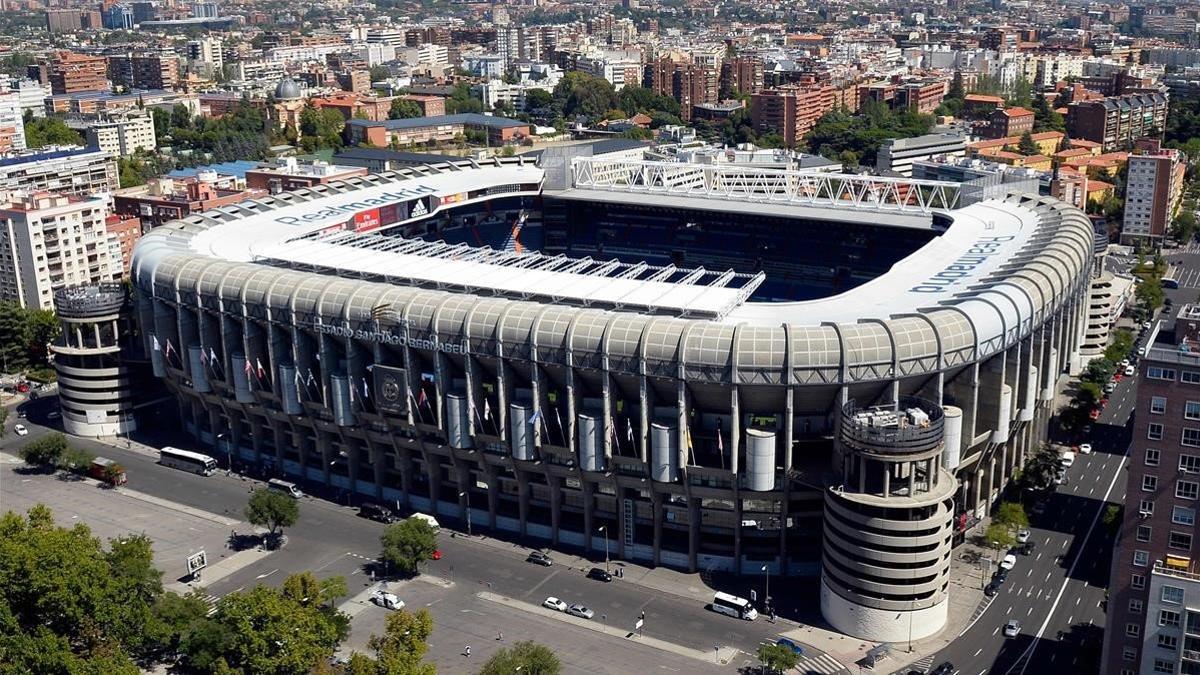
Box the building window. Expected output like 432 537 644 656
1159 634 1179 651
1143 499 1157 515
1154 658 1176 674
1129 623 1143 637
1131 599 1144 614
1183 371 1200 384
1145 475 1160 492
1133 573 1147 589
1135 550 1150 566
1162 610 1183 627
1148 448 1162 466
1121 670 1136 675
1178 481 1200 500
1164 586 1186 605
1182 455 1200 473
1188 402 1200 420
1139 525 1153 542
1171 532 1193 551
1174 506 1196 526
1150 367 1178 381
1186 429 1200 448
1124 646 1138 661
1150 423 1165 441
1153 396 1169 414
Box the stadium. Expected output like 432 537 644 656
130 150 1094 641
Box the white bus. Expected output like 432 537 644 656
711 591 758 620
159 447 218 476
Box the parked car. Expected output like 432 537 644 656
543 597 568 612
1059 451 1076 468
13 424 27 436
358 502 396 523
1000 554 1017 571
1125 365 1136 377
567 604 595 619
1016 529 1031 544
931 663 955 675
985 581 1000 597
526 551 553 567
1079 443 1092 455
1019 541 1036 556
1054 468 1067 485
994 568 1009 584
774 637 805 656
1104 382 1116 394
370 590 404 610
586 567 613 582
1004 619 1021 637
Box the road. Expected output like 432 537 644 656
2 395 831 672
919 328 1139 675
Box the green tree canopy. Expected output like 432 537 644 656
994 502 1029 532
244 488 300 544
380 518 438 575
552 71 618 123
480 639 561 675
388 98 423 120
985 522 1016 552
18 432 69 467
1017 130 1039 156
804 102 934 162
757 642 800 674
24 117 83 149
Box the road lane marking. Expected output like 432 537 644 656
974 648 983 657
523 568 561 598
1027 606 1033 616
1046 572 1052 581
1036 553 1042 561
1015 452 1126 675
255 568 278 579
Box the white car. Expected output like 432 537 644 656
1000 554 1017 571
1119 359 1130 369
1125 365 1136 377
1016 529 1031 544
1139 347 1147 356
1003 619 1021 637
543 597 568 612
1079 443 1092 455
566 603 595 619
13 424 27 436
369 590 404 610
1060 451 1076 468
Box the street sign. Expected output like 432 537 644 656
187 550 208 576
635 618 644 631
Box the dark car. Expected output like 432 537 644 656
932 663 955 675
774 637 804 656
526 551 553 567
1019 541 1036 556
985 581 1000 597
358 502 396 523
994 568 1008 584
586 567 613 582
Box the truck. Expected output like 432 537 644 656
89 457 127 486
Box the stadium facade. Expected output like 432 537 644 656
131 153 1094 642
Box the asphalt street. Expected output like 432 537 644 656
1 397 823 672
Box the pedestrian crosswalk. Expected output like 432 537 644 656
198 593 219 617
897 653 935 674
795 652 849 674
1171 266 1200 289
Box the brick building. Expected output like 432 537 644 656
985 107 1036 139
719 56 765 97
112 177 266 230
751 85 837 147
1068 92 1170 151
33 52 109 95
644 54 718 121
244 158 368 193
1121 139 1187 245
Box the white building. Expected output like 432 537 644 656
186 37 224 77
85 115 157 158
0 192 119 310
415 43 449 70
464 54 505 79
6 78 45 120
0 90 26 152
876 133 968 177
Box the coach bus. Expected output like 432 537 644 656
711 591 758 620
159 447 218 476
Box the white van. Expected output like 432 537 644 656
409 513 440 530
267 478 303 499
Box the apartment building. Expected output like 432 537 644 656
33 52 109 95
1102 308 1200 675
720 56 765 96
1122 139 1186 245
751 85 837 147
244 158 367 194
84 115 157 158
644 54 718 121
0 148 119 198
985 106 1036 139
0 192 119 310
112 175 265 230
0 90 26 153
1068 92 1170 151
876 133 968 176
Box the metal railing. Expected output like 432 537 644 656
53 283 128 318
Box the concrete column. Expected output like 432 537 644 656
730 385 741 476
688 498 700 573
652 491 663 567
517 471 530 537
582 481 596 555
549 475 562 546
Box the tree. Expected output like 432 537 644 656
369 609 436 674
757 642 799 674
24 117 83 149
552 71 618 123
1017 130 1039 156
369 65 392 82
1103 505 1123 533
948 70 965 101
985 522 1016 553
244 488 300 546
479 640 561 675
380 518 438 575
388 98 422 120
1171 208 1198 244
19 432 69 467
1032 91 1065 133
524 88 554 113
994 502 1029 532
1018 445 1061 492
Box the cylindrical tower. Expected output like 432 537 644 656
820 397 956 643
50 284 143 437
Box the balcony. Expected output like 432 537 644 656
1184 649 1200 662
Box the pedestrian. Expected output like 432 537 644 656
465 646 471 657
497 631 503 641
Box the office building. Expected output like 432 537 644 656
1122 140 1186 245
0 192 119 310
1102 307 1200 675
103 4 134 30
876 133 968 177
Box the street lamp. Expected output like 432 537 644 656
459 490 472 537
760 563 770 613
598 525 609 573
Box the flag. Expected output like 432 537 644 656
255 358 266 380
716 418 724 453
362 377 370 399
244 358 253 376
483 397 492 421
626 417 634 444
417 387 429 409
152 335 162 352
164 338 176 358
209 347 222 374
199 347 208 364
554 407 564 436
609 415 620 449
306 368 316 388
686 426 694 451
529 409 543 428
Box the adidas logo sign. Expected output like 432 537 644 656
410 199 428 217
